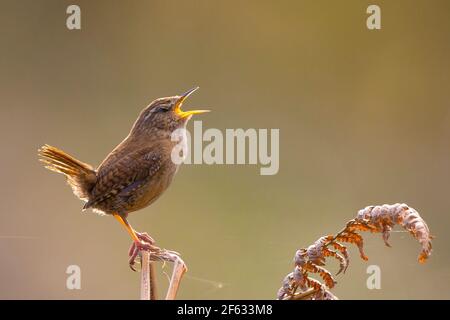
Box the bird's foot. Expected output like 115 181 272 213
128 232 156 271
136 231 155 245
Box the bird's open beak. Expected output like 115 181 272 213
174 87 210 118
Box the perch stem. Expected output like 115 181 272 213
165 257 187 300
140 250 151 300
149 261 158 300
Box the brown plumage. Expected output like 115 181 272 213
38 87 208 269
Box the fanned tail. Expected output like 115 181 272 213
38 144 97 201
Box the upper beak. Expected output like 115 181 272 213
174 87 210 118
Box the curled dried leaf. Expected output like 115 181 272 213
305 262 336 289
305 277 323 291
329 242 350 273
323 248 347 275
356 203 433 262
294 249 307 267
336 231 368 261
305 236 331 266
293 266 309 291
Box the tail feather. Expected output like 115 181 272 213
38 144 97 201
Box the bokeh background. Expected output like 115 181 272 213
1 0 449 299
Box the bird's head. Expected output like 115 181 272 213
132 87 209 135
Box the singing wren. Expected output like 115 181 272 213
38 87 208 269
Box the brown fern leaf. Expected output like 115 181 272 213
335 231 368 261
278 203 432 300
346 219 378 233
305 262 336 289
277 266 319 300
305 236 331 266
304 235 347 275
278 273 295 299
329 242 350 273
305 277 323 291
323 248 347 275
292 266 309 291
294 249 307 268
356 203 433 262
277 287 287 300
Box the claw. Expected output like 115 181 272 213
128 236 156 271
137 232 155 244
129 243 140 271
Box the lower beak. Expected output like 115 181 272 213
175 87 210 118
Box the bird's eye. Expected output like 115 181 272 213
156 106 170 112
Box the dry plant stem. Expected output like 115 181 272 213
165 257 188 300
135 244 187 300
149 262 158 300
288 288 320 300
140 251 151 300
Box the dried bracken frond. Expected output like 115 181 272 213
278 203 433 300
355 203 433 263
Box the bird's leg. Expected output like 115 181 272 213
113 213 155 271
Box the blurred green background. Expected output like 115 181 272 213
0 0 449 299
